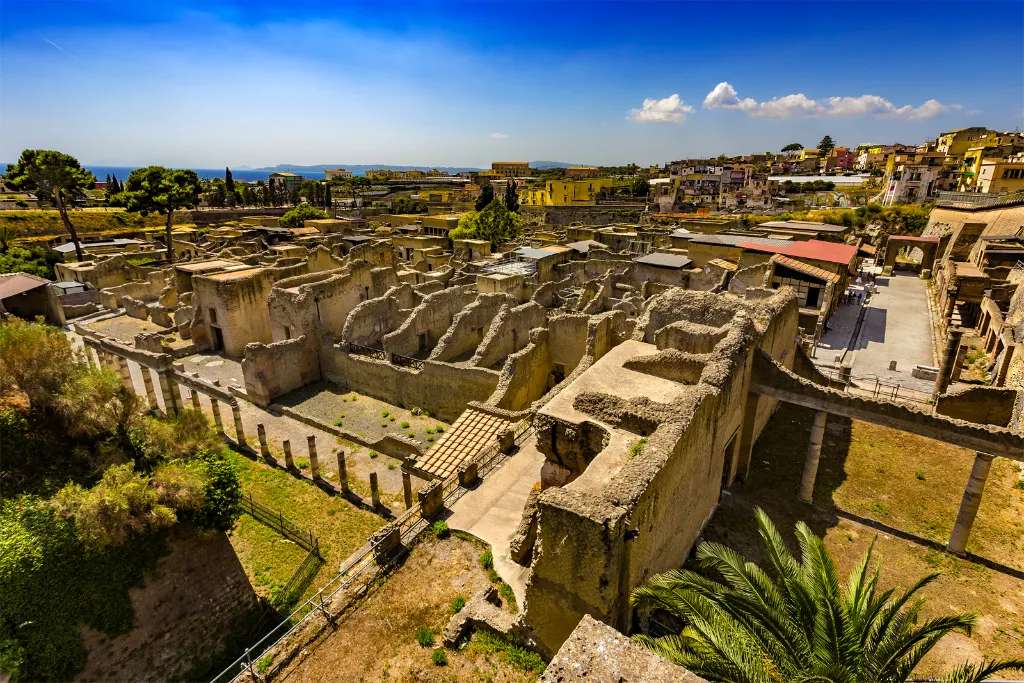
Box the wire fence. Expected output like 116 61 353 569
241 493 322 558
210 418 535 683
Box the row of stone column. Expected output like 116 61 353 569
796 407 994 557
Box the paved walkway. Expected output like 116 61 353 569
846 273 936 393
447 442 545 606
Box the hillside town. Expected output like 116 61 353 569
2 116 1024 682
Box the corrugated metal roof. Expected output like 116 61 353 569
0 273 50 299
771 255 841 283
756 220 849 233
564 239 605 253
687 234 792 248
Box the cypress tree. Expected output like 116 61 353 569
475 184 494 211
504 179 519 213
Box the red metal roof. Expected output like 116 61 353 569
0 273 50 300
739 239 858 266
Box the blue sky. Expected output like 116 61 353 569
2 1 1022 168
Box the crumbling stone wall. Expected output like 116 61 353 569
242 335 321 406
339 285 413 348
472 301 547 369
382 285 476 358
430 293 512 362
524 288 798 654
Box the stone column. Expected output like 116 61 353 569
157 370 180 415
943 286 958 327
189 386 202 411
141 367 159 410
307 435 320 479
115 355 134 392
799 410 828 504
948 452 994 555
231 402 247 448
934 327 963 397
369 472 381 509
402 468 413 509
336 450 349 494
210 397 225 435
257 424 273 463
282 440 295 470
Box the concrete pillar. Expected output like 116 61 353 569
257 424 274 463
934 327 963 397
282 439 295 470
231 402 247 448
402 468 413 509
141 367 159 410
190 386 202 411
369 472 381 509
210 397 225 435
947 452 994 556
336 450 349 494
307 435 320 479
157 370 180 415
799 410 828 503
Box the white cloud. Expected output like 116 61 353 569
703 82 954 120
489 132 509 140
628 93 694 124
702 82 756 112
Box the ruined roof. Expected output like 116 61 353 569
0 272 50 300
771 254 841 283
740 239 858 266
633 252 693 269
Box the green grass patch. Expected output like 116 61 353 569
466 631 546 674
415 626 435 647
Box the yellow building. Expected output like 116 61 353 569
520 178 621 207
490 161 531 178
798 149 820 161
976 155 1024 194
565 166 601 179
934 127 998 157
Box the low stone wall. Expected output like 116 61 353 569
324 347 500 423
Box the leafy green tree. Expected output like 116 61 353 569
280 204 328 228
631 177 650 198
114 166 201 263
818 135 835 156
3 150 96 261
504 179 520 213
450 200 522 247
631 508 1024 683
781 142 803 152
475 184 495 210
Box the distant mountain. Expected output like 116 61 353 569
530 161 577 169
250 163 483 177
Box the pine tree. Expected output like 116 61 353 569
504 179 519 213
817 135 835 156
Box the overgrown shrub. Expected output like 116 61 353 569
415 626 435 647
431 648 447 666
